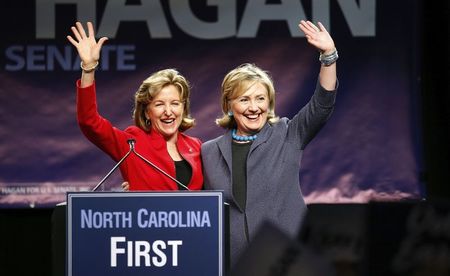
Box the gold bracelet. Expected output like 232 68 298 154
80 61 99 73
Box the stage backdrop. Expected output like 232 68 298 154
0 0 424 208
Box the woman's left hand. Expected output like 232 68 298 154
298 20 335 54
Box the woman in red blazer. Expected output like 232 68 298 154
67 22 203 191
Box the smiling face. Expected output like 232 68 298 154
216 63 278 130
229 81 269 136
145 84 184 141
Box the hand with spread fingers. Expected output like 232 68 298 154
67 22 108 86
299 20 337 90
67 21 107 67
299 20 335 54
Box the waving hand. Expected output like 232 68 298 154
299 20 337 90
67 22 107 66
299 20 335 55
67 22 108 86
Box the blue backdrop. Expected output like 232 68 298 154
0 0 424 207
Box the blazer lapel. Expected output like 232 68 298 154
217 130 233 173
250 123 271 154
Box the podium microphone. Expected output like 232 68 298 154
131 142 190 191
92 139 135 191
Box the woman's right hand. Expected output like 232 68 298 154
121 181 130 192
67 22 108 67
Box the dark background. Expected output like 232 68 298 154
421 1 450 201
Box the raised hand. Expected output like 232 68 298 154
67 22 108 67
299 20 335 55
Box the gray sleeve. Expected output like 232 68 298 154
287 80 337 149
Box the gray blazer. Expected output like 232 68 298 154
201 82 337 266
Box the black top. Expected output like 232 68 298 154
175 159 192 190
231 141 252 211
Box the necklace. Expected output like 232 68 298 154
232 129 257 142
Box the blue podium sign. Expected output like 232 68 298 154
67 191 224 276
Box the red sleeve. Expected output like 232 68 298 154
76 80 130 161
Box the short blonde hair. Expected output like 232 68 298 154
216 63 279 128
133 69 195 132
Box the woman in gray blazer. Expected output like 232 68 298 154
201 20 338 267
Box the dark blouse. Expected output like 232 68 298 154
175 159 192 190
231 141 252 211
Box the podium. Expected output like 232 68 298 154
52 191 227 276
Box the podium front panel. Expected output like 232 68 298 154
67 191 224 276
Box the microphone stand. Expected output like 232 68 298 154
131 143 190 191
92 139 134 192
93 138 190 191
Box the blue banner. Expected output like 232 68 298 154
67 191 224 276
0 0 424 207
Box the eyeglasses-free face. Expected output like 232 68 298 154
229 82 269 136
146 84 184 141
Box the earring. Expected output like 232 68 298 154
227 111 233 117
145 118 150 125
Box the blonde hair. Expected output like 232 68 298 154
216 63 279 128
133 69 195 132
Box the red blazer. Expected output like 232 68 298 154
76 80 203 191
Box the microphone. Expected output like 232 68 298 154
93 139 190 191
92 139 135 191
131 142 191 191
